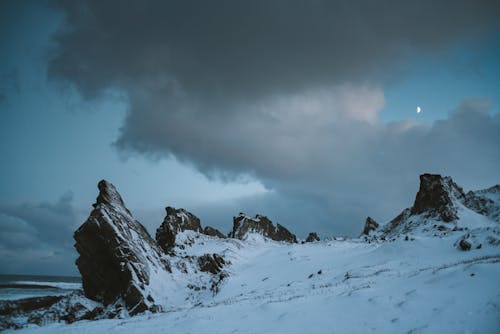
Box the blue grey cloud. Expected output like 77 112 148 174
45 1 500 238
0 193 79 275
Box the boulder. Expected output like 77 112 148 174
458 239 472 251
74 180 170 315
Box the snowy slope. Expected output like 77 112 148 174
7 232 499 334
5 174 499 333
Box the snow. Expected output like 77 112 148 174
6 177 499 333
4 281 81 290
6 229 499 334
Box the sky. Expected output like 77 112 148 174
0 0 499 276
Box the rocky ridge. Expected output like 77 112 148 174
364 174 500 249
3 173 499 330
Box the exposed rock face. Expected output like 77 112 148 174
156 207 225 252
361 217 379 236
370 174 500 240
155 220 176 253
165 206 202 233
275 224 298 243
464 185 500 223
411 174 465 222
0 295 64 317
74 180 170 315
203 226 226 238
305 232 320 242
0 293 103 331
378 174 467 237
197 254 226 274
229 213 297 243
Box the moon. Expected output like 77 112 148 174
416 106 422 114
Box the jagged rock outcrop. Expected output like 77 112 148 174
370 173 500 239
379 174 466 236
197 254 226 274
0 293 103 331
229 213 297 243
361 217 379 236
156 207 227 252
305 232 320 242
275 224 298 242
74 180 170 316
464 185 500 223
411 173 466 222
203 226 226 238
156 207 202 252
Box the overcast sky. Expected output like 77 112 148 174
1 0 499 275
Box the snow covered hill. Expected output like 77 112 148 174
7 233 499 333
3 174 499 333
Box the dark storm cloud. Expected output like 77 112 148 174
50 0 500 99
47 1 500 235
0 193 79 275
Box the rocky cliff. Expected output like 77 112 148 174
74 180 171 315
368 174 499 244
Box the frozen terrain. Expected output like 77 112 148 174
6 231 499 333
3 174 499 333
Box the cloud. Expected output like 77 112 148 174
130 97 500 239
46 1 500 237
0 193 79 275
49 0 499 99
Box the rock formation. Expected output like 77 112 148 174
229 213 297 243
197 254 226 274
361 217 379 236
464 185 500 223
410 173 465 222
305 232 320 242
74 180 170 315
156 207 226 252
203 226 226 238
368 173 500 239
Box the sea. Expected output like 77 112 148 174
0 274 82 301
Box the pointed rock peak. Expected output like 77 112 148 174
94 180 129 213
165 206 177 216
75 180 169 315
410 173 465 222
275 224 298 243
305 232 320 242
361 217 379 236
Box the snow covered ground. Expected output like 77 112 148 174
7 231 499 334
